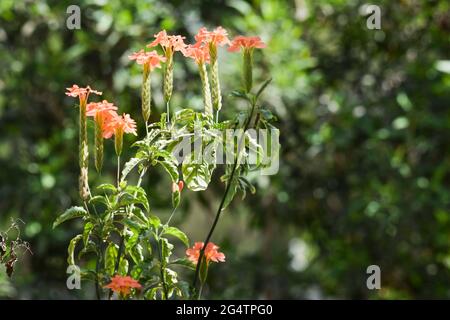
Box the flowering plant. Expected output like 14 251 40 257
54 27 277 300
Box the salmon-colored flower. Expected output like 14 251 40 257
86 100 118 117
128 49 166 70
86 100 118 138
227 36 266 52
147 30 187 53
65 85 102 103
186 242 226 264
195 26 230 47
183 42 210 64
172 180 184 193
104 275 142 296
103 113 137 139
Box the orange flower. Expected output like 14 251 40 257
86 100 118 117
227 36 266 52
128 49 166 70
104 275 142 296
147 30 187 53
195 26 230 47
186 242 226 264
103 113 137 139
86 100 118 137
65 85 102 104
183 42 210 64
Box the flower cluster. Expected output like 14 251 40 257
127 27 266 121
66 86 137 173
104 275 142 296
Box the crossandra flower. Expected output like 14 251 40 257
147 30 187 53
227 36 266 52
195 26 230 47
86 100 118 137
194 27 230 116
104 275 142 296
186 242 226 264
129 50 166 123
128 49 166 70
103 113 137 139
147 30 186 105
86 100 118 172
65 84 102 104
103 113 137 157
228 36 266 93
183 42 213 115
86 100 118 118
183 42 210 64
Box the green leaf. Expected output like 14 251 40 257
132 208 149 226
148 215 161 231
222 171 240 211
118 258 129 276
164 268 178 286
129 244 144 264
53 206 87 229
67 234 82 266
230 90 250 101
105 243 118 276
173 109 195 125
118 186 149 212
82 222 94 247
157 157 179 182
163 226 189 247
172 190 180 208
89 195 109 207
145 287 162 300
97 183 117 193
123 218 143 230
169 258 196 270
182 151 215 191
160 238 173 265
255 77 272 100
121 157 146 181
78 240 98 260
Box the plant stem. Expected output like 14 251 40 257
84 200 102 300
156 238 169 300
192 100 257 292
164 207 178 229
116 156 120 188
198 283 204 300
166 101 170 124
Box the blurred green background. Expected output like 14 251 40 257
1 0 450 299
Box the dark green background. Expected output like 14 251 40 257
1 0 449 299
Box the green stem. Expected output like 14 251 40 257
83 200 101 300
198 283 204 300
116 156 120 188
164 207 178 230
156 238 169 300
166 101 170 124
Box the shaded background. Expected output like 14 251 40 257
1 0 450 299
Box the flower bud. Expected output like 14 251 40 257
141 65 151 123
